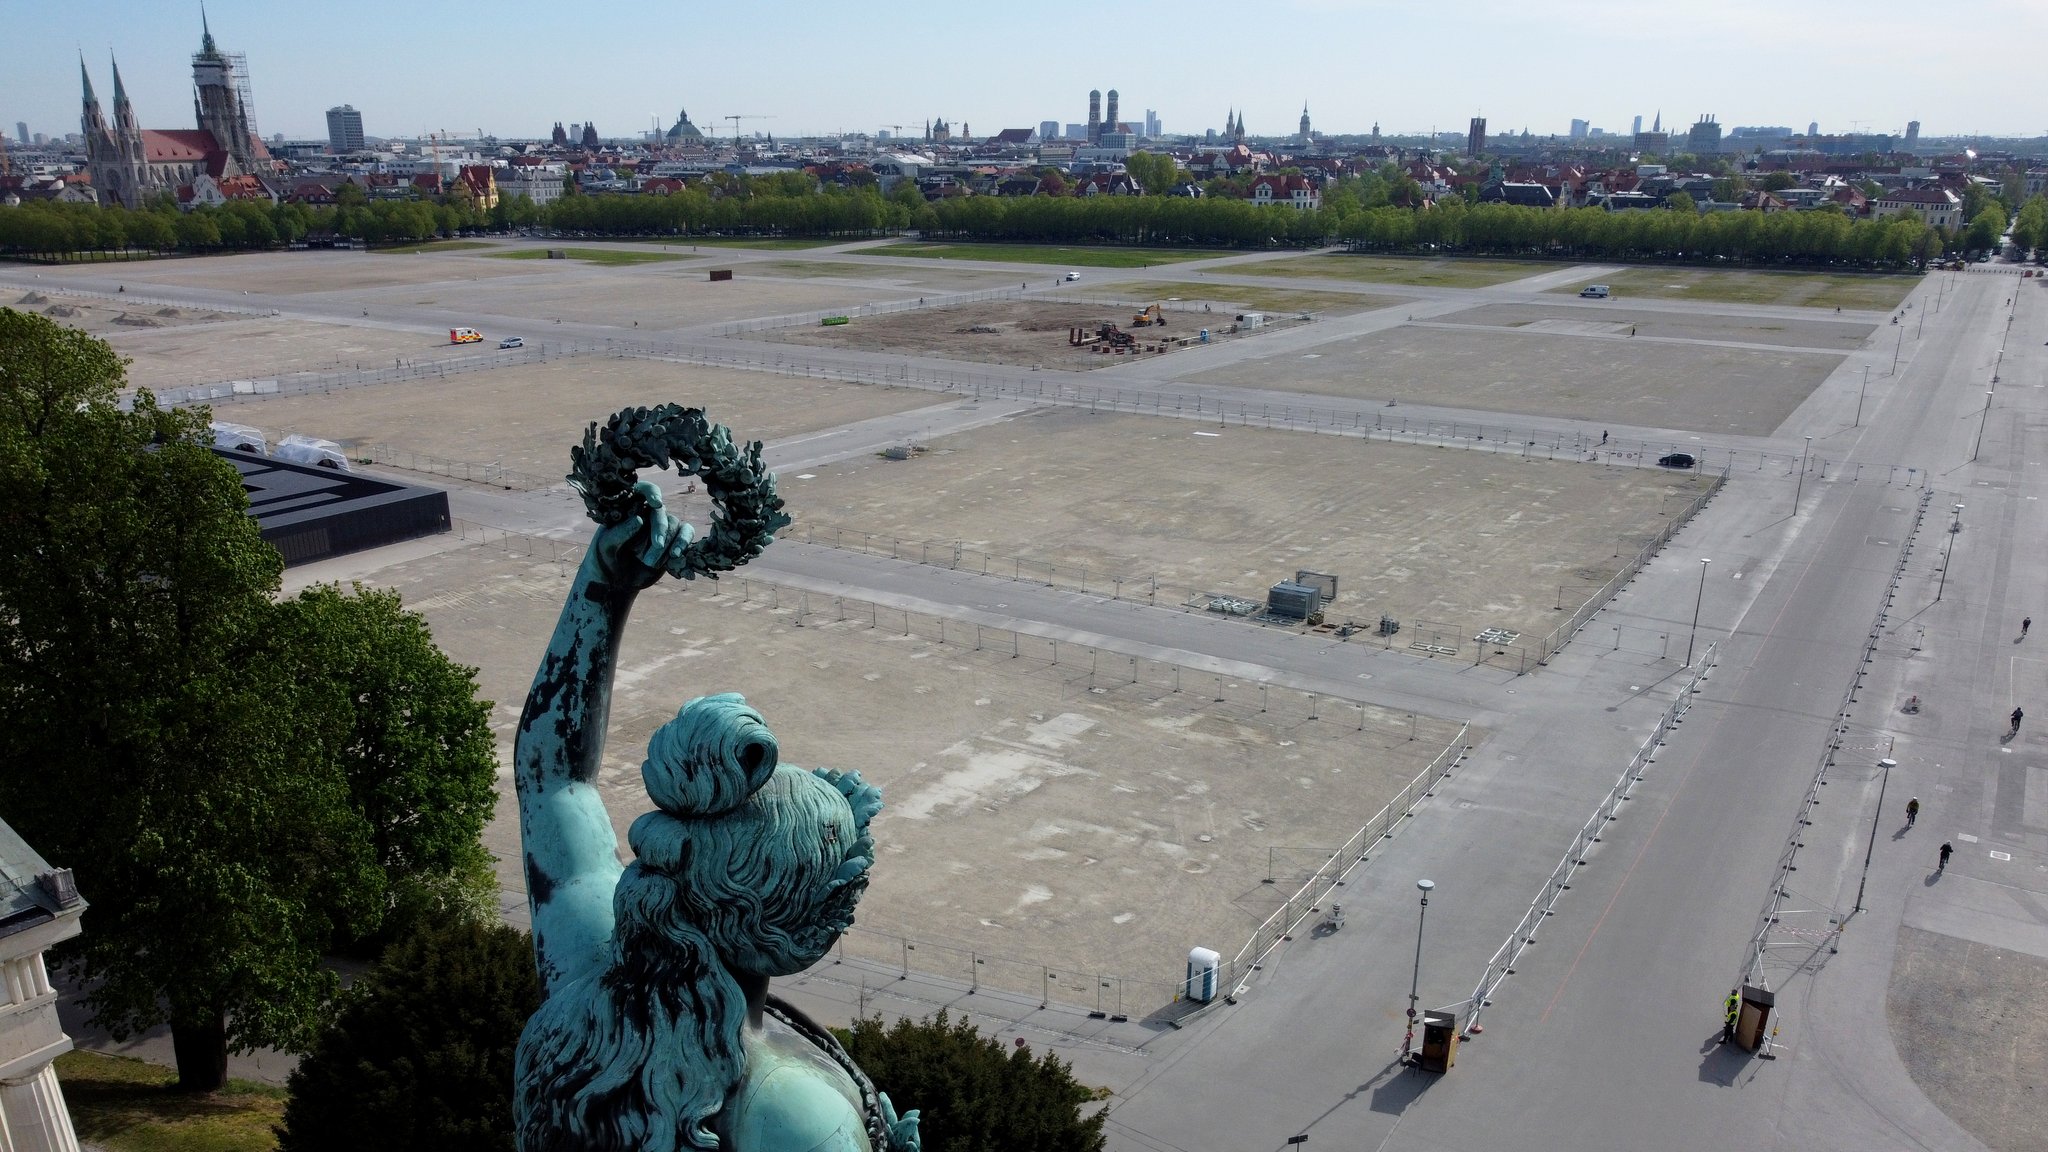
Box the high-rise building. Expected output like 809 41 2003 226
1905 120 1921 146
1632 114 1643 136
1144 109 1159 137
325 104 364 153
1467 117 1486 157
1087 90 1101 142
1686 114 1720 154
12 122 24 145
1105 90 1120 140
1570 118 1589 139
1064 123 1086 140
1807 121 1818 137
1039 120 1059 142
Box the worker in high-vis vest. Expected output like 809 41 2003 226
1722 989 1740 1044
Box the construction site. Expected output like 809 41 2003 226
762 296 1286 369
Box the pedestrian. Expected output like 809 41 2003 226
2013 705 2025 732
1601 430 1609 445
1722 988 1739 1043
2024 617 2032 638
1906 797 1919 827
1938 841 1953 871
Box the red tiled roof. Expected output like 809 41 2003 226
143 129 217 163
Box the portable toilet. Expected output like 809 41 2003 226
1185 947 1221 1003
1198 328 1211 343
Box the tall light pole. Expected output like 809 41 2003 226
1404 878 1434 1060
1972 390 1994 462
1794 436 1812 507
1854 758 1897 914
1937 504 1963 602
1686 558 1711 667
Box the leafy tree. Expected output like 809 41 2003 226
268 584 499 946
1964 205 2006 253
837 1011 1106 1152
0 313 500 1089
278 920 539 1152
1122 151 1181 194
1663 191 1697 213
1758 172 1798 192
0 309 376 1090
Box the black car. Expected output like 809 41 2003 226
1657 452 1696 469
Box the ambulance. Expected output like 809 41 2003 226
450 327 484 344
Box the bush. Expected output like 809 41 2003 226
838 1010 1106 1152
277 921 539 1152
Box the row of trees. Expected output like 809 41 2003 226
5 168 2037 268
0 309 501 1090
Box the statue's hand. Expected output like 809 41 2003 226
878 1093 921 1152
591 480 694 592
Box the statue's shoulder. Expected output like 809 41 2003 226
725 1032 872 1152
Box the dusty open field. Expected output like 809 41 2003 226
36 249 539 295
220 357 942 477
1097 280 1408 317
783 406 1705 643
1889 925 2048 1152
763 299 1210 371
9 290 238 337
361 541 1467 1002
1234 253 1559 288
445 264 989 330
1186 322 1845 436
750 260 1032 293
111 317 494 389
1548 266 1921 311
1437 302 1876 352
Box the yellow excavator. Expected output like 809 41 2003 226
1131 303 1166 327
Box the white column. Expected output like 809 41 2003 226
0 1065 81 1152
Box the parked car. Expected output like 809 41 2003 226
1657 452 1696 469
499 337 525 349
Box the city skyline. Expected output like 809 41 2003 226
9 0 2046 145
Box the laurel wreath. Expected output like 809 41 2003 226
567 404 790 579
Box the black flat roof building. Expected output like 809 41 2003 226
214 449 450 566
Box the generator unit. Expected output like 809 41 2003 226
1267 581 1323 622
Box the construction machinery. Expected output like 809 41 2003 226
1131 304 1166 327
1068 322 1136 349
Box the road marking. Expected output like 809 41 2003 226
1959 833 1980 842
1990 851 2012 861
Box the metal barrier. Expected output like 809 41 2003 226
1740 488 1931 992
1453 643 1717 1036
1216 727 1471 1000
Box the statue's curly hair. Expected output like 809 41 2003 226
515 695 876 1152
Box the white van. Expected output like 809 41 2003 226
1580 284 1611 299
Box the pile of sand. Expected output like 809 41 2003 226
16 292 49 305
43 305 80 318
113 313 163 327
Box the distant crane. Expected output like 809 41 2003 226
722 114 774 144
881 124 906 139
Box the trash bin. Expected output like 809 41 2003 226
1417 1010 1457 1072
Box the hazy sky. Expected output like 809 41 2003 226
12 0 2046 144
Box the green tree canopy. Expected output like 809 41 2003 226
277 920 539 1152
0 311 498 1089
838 1010 1106 1152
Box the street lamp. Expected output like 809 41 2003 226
1404 879 1434 1059
1854 758 1897 914
1794 436 1813 507
1972 391 1994 463
1937 504 1963 602
1686 559 1711 667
